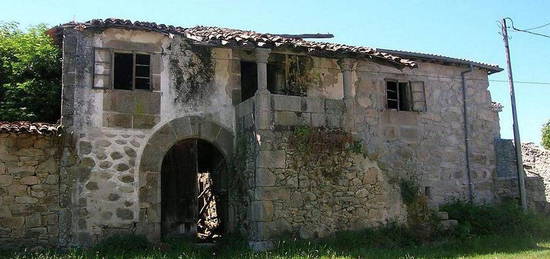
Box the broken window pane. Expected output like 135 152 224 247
114 53 133 90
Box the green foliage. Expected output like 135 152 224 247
542 120 550 149
400 179 421 205
398 178 441 243
0 22 61 122
441 200 547 237
93 234 151 253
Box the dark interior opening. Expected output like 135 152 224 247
114 53 133 90
386 81 398 109
135 54 151 90
240 61 257 101
398 82 412 111
161 139 226 241
386 81 412 111
267 54 286 94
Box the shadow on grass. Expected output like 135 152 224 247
1 233 550 259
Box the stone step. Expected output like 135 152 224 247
437 211 449 220
440 219 458 230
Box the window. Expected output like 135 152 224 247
267 54 308 96
113 52 151 90
386 80 426 112
240 61 257 101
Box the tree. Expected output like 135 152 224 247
543 120 550 150
0 22 61 123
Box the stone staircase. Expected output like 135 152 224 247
437 212 458 230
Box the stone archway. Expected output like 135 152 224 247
136 116 233 240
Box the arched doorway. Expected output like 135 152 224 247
161 138 227 240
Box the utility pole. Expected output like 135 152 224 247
501 18 527 211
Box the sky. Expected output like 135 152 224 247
2 0 549 145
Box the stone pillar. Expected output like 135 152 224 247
338 58 357 132
254 48 272 130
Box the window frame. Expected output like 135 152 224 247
267 53 308 97
112 50 152 91
384 79 416 112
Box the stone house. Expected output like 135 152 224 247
1 18 506 248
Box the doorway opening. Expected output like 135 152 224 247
161 138 227 241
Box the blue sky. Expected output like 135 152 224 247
3 0 549 145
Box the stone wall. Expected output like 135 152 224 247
252 129 404 240
496 143 550 214
352 62 501 205
523 143 550 213
57 25 503 247
0 134 61 248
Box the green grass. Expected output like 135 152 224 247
1 233 550 259
3 201 550 258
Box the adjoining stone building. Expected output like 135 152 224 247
2 18 508 248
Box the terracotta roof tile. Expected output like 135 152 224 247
0 122 61 135
53 18 417 68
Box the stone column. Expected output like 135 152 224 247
338 58 357 132
254 48 272 130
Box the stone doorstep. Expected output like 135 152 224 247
248 240 274 252
437 211 449 220
440 219 458 231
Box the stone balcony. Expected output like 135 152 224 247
236 94 346 131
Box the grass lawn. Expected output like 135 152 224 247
2 233 550 259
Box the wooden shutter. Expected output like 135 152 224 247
93 48 112 89
411 81 427 112
150 53 162 91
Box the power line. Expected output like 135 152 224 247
504 18 550 39
489 79 550 85
523 22 550 31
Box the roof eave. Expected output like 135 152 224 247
377 48 503 74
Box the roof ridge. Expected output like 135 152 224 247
51 18 417 68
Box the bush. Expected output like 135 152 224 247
0 22 61 122
543 120 550 150
93 234 151 253
440 200 540 237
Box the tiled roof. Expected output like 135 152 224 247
0 122 61 135
52 18 503 73
377 49 503 74
52 18 417 68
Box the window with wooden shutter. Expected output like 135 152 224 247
93 48 112 89
93 48 155 91
385 80 426 112
410 81 427 112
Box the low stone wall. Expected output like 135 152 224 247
271 94 344 128
0 133 61 248
495 142 550 214
522 143 550 213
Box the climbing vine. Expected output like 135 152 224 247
169 40 215 103
287 126 364 181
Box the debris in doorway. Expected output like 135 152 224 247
197 172 221 240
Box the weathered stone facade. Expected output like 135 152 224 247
497 143 550 214
1 19 508 248
0 134 61 248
